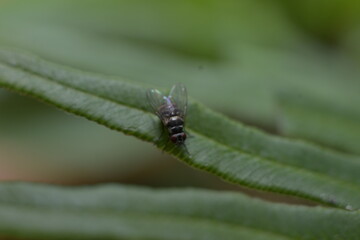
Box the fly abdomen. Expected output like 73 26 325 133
166 116 184 127
169 125 184 135
166 116 184 135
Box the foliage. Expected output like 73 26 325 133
0 183 360 240
0 1 359 239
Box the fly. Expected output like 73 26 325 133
147 83 188 145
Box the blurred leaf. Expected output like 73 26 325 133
1 0 359 128
277 93 360 155
342 25 360 66
0 183 360 240
0 0 303 58
0 89 163 183
275 0 360 42
1 48 360 209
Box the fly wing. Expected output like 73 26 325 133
146 88 167 117
169 83 187 117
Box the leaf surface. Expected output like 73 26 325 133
0 183 359 240
1 48 360 209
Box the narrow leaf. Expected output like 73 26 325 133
1 48 360 209
0 183 360 240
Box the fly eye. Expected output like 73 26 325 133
170 135 178 143
182 133 187 140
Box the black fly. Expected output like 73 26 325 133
147 83 188 146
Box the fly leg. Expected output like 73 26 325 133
154 123 170 152
156 126 167 143
148 114 165 143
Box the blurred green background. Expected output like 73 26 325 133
0 0 359 190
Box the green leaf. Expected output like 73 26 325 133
277 93 360 155
1 0 360 128
1 48 360 209
0 183 360 240
0 90 163 183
